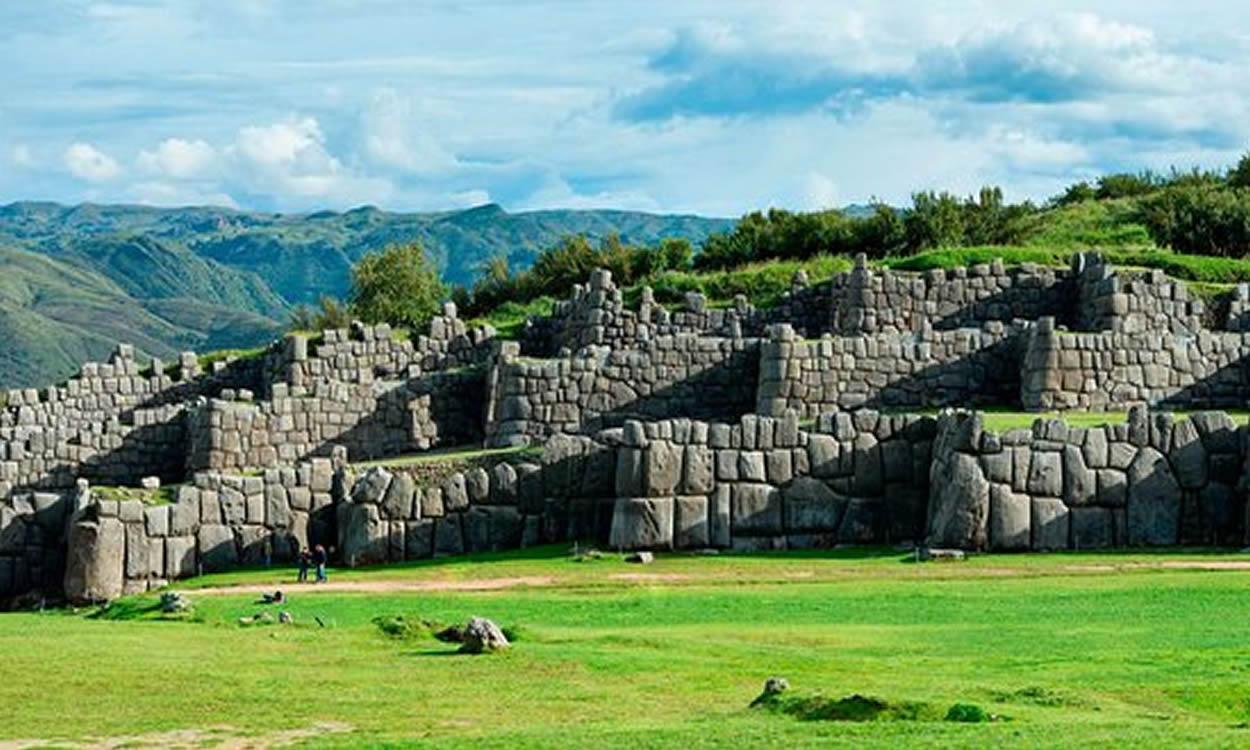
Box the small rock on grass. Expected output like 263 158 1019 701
459 617 509 654
626 551 655 564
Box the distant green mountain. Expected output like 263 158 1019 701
0 201 734 388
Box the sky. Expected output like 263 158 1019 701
1 1 1248 217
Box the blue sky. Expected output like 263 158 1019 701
1 1 1248 216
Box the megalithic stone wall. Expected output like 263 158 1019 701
925 406 1246 551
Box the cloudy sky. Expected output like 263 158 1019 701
1 1 1247 216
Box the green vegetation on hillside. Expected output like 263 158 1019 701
9 550 1250 747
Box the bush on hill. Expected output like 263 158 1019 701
348 242 444 330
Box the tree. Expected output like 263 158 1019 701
1229 152 1250 189
347 242 444 330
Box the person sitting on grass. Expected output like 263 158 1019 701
257 590 284 604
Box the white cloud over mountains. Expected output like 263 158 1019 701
2 2 1249 215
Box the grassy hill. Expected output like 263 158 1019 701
0 201 733 388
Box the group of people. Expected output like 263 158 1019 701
296 544 329 583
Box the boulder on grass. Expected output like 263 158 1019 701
460 616 509 654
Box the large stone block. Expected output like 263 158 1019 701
489 463 518 505
433 515 465 557
645 442 682 497
353 466 393 504
442 473 470 512
164 536 195 579
125 523 148 579
144 505 169 537
852 433 883 496
405 519 434 559
265 485 290 529
1169 419 1208 490
681 446 714 495
609 498 674 550
1031 498 1069 550
1062 444 1096 507
926 452 989 550
516 463 544 515
1127 447 1181 546
710 485 731 548
989 485 1030 551
1026 450 1062 497
340 503 387 566
465 467 491 504
731 484 783 536
807 435 840 478
1096 469 1127 507
783 477 845 533
737 451 767 483
766 450 793 485
197 523 238 572
836 498 881 544
421 486 445 518
463 506 523 553
1071 507 1114 549
381 472 415 519
64 515 125 604
675 496 710 549
615 447 645 497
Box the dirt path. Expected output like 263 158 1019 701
188 575 556 596
0 721 353 750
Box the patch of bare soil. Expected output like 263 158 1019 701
0 721 353 750
189 576 555 596
608 573 694 582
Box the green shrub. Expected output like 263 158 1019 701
945 703 989 723
372 615 442 641
349 242 444 330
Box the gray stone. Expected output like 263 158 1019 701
1031 498 1069 550
681 445 715 495
164 536 195 579
807 434 839 478
1096 469 1127 507
737 451 767 483
981 451 1013 484
731 483 783 536
926 452 989 550
1083 428 1109 469
1127 447 1181 546
765 450 793 485
710 485 731 547
442 473 470 512
465 467 491 504
464 506 524 553
1027 451 1063 497
433 515 465 557
1062 444 1096 507
287 487 312 512
353 466 393 504
715 449 739 481
219 488 245 525
645 441 682 497
1108 442 1136 470
1169 419 1208 490
245 493 265 525
489 463 518 505
989 485 1030 551
852 433 883 496
265 485 290 529
421 486 445 518
381 473 415 519
125 522 148 579
1071 507 1114 549
783 477 846 533
64 515 125 604
341 503 387 566
609 498 674 550
144 505 169 537
460 616 509 653
674 496 710 549
197 524 238 572
836 498 880 543
616 447 645 497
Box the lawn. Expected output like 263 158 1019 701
7 547 1250 748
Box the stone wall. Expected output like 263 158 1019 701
1075 253 1205 335
1021 318 1250 411
485 335 759 447
0 485 81 601
831 255 1071 335
59 454 342 604
926 408 1244 551
756 322 1022 417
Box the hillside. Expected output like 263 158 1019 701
0 201 733 388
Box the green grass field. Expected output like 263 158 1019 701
8 547 1250 748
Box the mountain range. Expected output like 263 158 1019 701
0 201 733 389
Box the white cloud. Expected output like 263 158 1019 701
63 142 121 181
233 117 326 167
138 138 217 178
360 88 458 174
11 144 34 167
127 180 238 208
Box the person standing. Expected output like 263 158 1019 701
297 549 311 583
313 544 328 583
